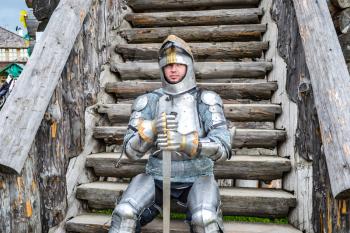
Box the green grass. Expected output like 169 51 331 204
92 209 288 224
223 215 288 224
92 209 114 215
168 213 288 224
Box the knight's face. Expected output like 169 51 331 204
163 63 187 84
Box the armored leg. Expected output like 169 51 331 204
187 176 223 233
109 174 155 233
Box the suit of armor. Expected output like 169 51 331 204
109 35 233 233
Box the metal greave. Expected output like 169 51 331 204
109 174 155 233
187 176 223 233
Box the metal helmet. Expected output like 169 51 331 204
158 35 196 95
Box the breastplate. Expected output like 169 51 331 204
156 92 204 137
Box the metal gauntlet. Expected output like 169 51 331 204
199 137 228 162
156 112 199 157
125 119 156 160
179 131 199 157
157 130 199 157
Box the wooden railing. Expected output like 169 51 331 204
0 0 93 174
292 0 350 199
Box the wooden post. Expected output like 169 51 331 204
292 0 350 199
336 8 350 33
339 32 350 62
0 0 93 174
331 0 350 9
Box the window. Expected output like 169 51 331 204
0 49 6 62
19 49 28 61
8 49 17 61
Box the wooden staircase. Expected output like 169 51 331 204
66 0 302 232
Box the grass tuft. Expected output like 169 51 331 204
92 209 288 224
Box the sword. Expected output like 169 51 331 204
162 149 171 233
161 111 173 233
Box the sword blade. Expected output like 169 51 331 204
163 150 171 233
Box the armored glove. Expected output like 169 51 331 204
156 112 199 157
135 118 156 143
124 118 156 160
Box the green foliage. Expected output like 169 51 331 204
223 216 288 224
169 213 186 220
92 209 288 224
92 209 113 215
164 213 288 224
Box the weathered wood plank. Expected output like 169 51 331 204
233 129 286 148
293 0 350 199
269 0 315 231
66 214 303 233
116 42 269 61
105 81 277 100
0 0 93 174
76 182 296 217
125 9 262 28
92 126 286 148
120 24 266 43
97 103 281 123
86 153 291 180
0 152 42 233
127 0 261 12
111 62 272 80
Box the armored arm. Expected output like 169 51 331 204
198 91 232 162
124 95 156 160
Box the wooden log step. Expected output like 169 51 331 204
125 9 263 28
111 62 272 80
76 182 296 217
66 214 303 233
92 127 286 148
116 42 269 61
105 81 277 100
120 24 266 43
127 0 262 12
97 103 282 123
86 153 291 180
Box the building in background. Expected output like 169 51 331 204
0 26 29 72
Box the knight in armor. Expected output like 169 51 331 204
109 35 233 233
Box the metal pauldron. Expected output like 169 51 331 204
201 90 226 127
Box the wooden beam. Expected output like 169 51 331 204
0 0 93 174
86 153 291 180
127 0 261 12
66 215 303 233
32 0 60 21
92 126 286 148
336 8 350 33
97 103 282 122
331 0 350 8
105 81 277 100
120 24 266 43
116 42 269 61
125 9 262 28
111 62 272 80
339 33 350 62
76 182 296 217
293 0 350 199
